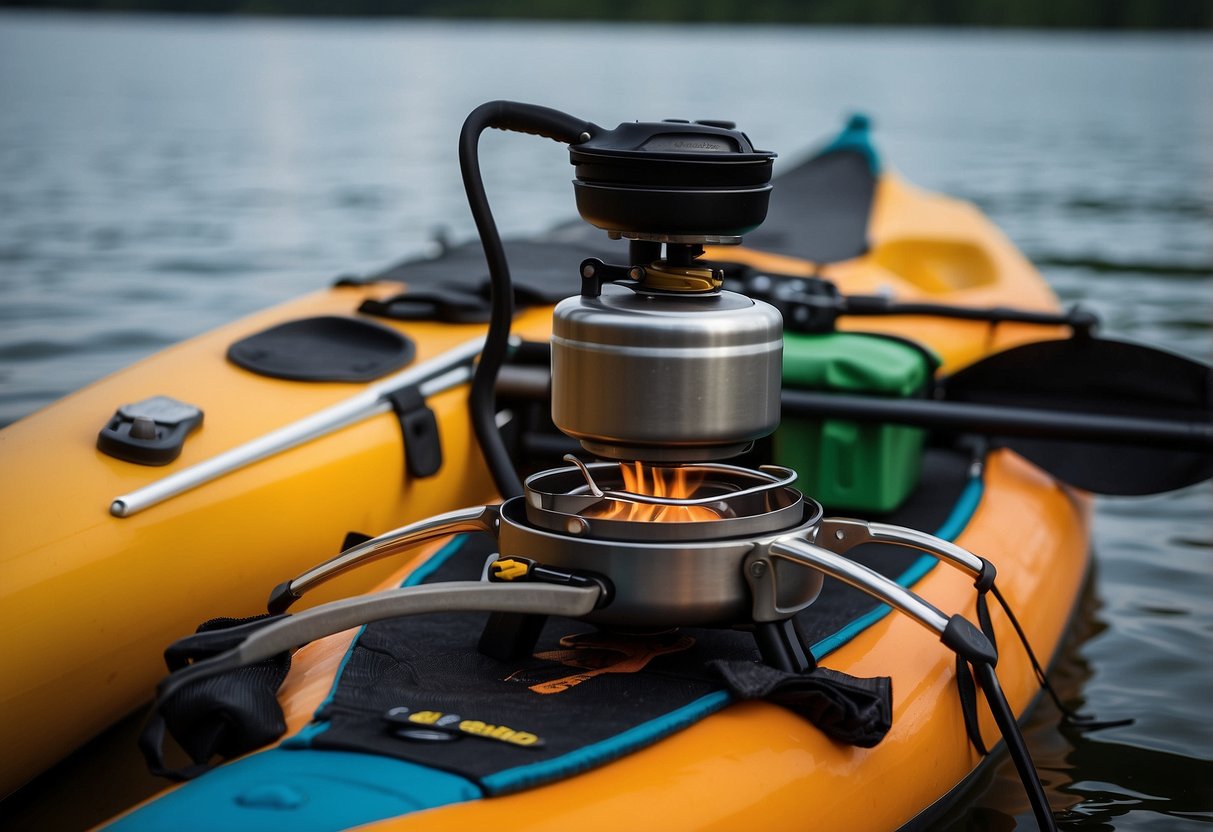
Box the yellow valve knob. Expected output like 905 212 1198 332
636 261 722 293
490 558 530 581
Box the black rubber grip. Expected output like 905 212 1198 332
266 580 299 615
475 100 596 145
941 614 999 666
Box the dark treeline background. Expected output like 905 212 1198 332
1 0 1210 28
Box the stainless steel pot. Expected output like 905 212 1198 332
550 283 783 462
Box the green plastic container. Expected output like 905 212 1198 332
775 332 935 513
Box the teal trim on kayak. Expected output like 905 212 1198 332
817 113 881 173
933 474 984 542
481 690 733 795
103 749 481 832
811 471 985 658
285 720 330 746
402 534 469 587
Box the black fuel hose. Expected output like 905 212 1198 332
457 101 597 499
944 614 1057 830
973 660 1059 831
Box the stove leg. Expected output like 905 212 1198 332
754 618 816 673
478 612 547 661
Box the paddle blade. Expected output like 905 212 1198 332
944 338 1213 495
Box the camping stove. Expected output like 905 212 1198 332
269 451 984 672
504 459 822 630
150 104 1054 825
265 109 985 671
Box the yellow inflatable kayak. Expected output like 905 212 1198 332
103 448 1088 832
7 109 1206 829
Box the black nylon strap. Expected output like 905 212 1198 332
954 654 989 756
386 386 443 479
163 614 289 671
359 289 492 324
954 562 998 756
709 660 892 748
358 280 568 326
990 585 1134 732
141 614 291 781
953 567 1133 758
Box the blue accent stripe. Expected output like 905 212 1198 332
934 475 985 543
103 749 481 832
481 690 732 795
286 721 330 746
811 473 985 657
403 534 469 587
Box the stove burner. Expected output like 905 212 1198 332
523 458 806 542
496 493 824 629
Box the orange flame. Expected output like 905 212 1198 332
584 462 722 523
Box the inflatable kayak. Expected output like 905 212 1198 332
4 108 1209 830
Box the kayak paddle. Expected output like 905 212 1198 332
781 337 1212 496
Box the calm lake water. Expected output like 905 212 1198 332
0 12 1210 830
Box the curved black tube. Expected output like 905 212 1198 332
973 660 1058 831
458 101 596 498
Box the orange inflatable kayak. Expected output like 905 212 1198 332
5 115 1111 831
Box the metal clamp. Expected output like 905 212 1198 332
743 517 986 629
745 535 949 635
268 504 500 613
808 517 985 577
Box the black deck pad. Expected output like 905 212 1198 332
288 449 972 794
227 316 415 382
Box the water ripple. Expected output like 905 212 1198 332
0 330 172 360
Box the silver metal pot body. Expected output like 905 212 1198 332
496 497 823 629
551 284 783 462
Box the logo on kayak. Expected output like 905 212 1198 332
507 631 696 695
384 705 544 748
